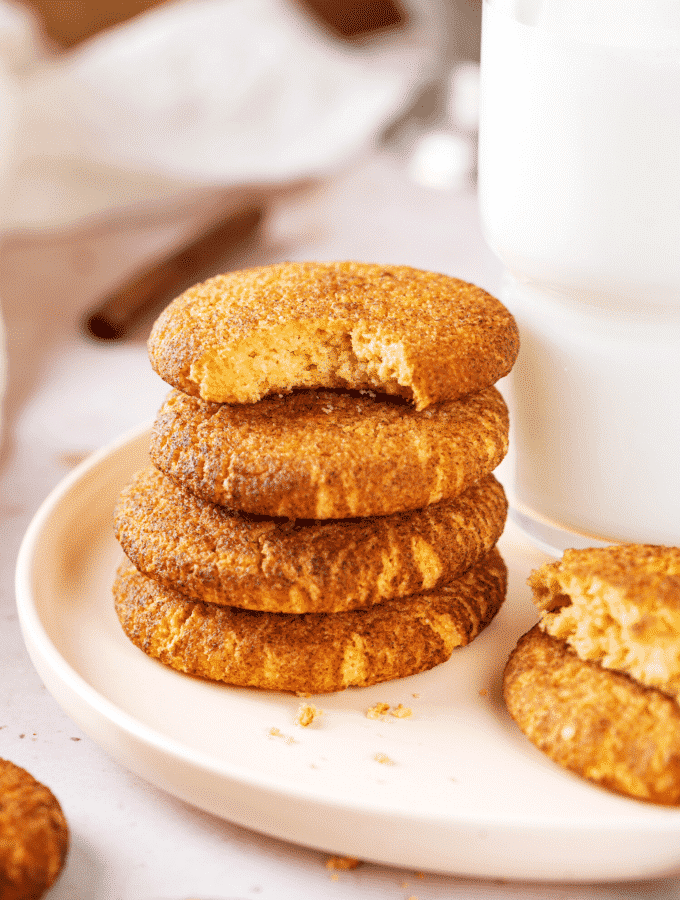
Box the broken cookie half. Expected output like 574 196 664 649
504 545 680 805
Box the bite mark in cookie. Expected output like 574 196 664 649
147 261 519 410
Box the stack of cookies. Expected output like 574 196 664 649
112 261 519 694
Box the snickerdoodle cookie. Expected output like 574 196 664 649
114 546 507 694
149 385 509 519
504 626 680 806
0 759 69 900
530 544 680 700
504 545 680 804
147 261 519 410
114 466 507 613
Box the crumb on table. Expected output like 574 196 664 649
326 855 362 870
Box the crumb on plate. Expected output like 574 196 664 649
268 727 297 745
366 702 412 719
295 702 323 727
373 752 395 765
366 702 391 719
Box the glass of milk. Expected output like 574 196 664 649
477 0 680 552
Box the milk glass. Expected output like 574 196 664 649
478 0 680 550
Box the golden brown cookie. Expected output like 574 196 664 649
0 759 69 900
150 386 509 519
114 547 507 694
529 545 680 700
504 626 680 806
147 261 519 410
114 466 507 613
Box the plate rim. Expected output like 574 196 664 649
14 422 680 881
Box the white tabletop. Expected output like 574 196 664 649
2 146 680 900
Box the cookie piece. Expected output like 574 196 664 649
504 626 680 805
0 759 69 900
147 261 519 410
114 466 507 613
529 545 680 700
150 386 509 519
114 547 507 694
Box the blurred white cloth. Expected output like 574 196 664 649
0 0 438 231
0 0 442 436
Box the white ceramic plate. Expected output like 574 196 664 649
15 424 680 883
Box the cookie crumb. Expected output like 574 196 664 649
560 723 576 741
295 703 323 727
373 752 395 765
366 702 412 719
268 727 298 745
366 702 391 719
326 855 361 870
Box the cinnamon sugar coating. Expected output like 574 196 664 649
150 386 509 519
504 626 680 805
114 547 507 694
147 261 519 410
114 467 507 613
0 759 69 900
529 545 680 700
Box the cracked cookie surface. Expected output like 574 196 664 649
0 759 68 900
147 261 519 410
530 545 680 701
149 385 509 519
114 547 507 694
504 626 680 805
114 466 507 613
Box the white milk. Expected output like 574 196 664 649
478 0 680 549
